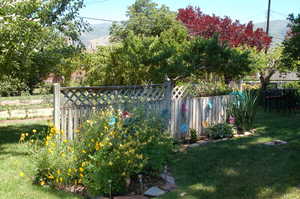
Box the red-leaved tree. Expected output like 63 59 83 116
177 6 272 50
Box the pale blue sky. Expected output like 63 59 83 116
80 0 300 24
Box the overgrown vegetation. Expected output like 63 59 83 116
25 108 173 196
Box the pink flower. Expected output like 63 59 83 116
228 116 235 124
121 111 131 119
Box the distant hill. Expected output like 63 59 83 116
254 20 289 45
80 20 290 49
80 23 111 49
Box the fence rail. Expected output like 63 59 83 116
53 81 232 139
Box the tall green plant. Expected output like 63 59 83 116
227 91 258 132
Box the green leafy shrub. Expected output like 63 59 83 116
189 128 197 143
227 90 258 132
76 108 173 195
25 126 80 186
0 75 29 96
205 123 236 139
182 81 233 97
27 108 173 196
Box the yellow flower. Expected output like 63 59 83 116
57 169 61 175
63 140 68 144
40 180 45 185
80 173 84 177
82 150 86 154
19 172 25 177
108 161 113 166
79 167 84 172
68 168 72 173
32 129 37 133
19 134 25 142
25 133 29 136
48 175 54 179
59 177 63 183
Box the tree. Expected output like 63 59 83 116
177 6 272 50
110 0 180 42
0 0 87 94
283 13 300 70
85 25 189 86
248 46 285 90
182 36 252 83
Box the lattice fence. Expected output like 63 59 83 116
53 82 233 139
53 82 172 139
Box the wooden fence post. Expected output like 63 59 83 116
164 76 173 135
53 83 61 131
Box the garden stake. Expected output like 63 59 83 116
108 179 113 199
164 165 168 180
138 174 143 195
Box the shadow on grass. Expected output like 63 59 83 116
0 124 48 145
162 111 300 199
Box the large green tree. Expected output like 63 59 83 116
248 46 285 90
109 0 180 42
0 0 87 94
182 36 252 83
283 13 300 71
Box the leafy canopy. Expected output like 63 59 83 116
0 0 87 93
177 6 272 50
110 0 180 41
283 13 300 70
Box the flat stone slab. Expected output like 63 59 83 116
264 140 288 146
160 183 177 191
144 186 166 197
114 196 148 199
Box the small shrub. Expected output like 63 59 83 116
189 128 197 143
75 108 173 195
0 75 29 96
179 81 233 97
205 123 236 139
27 108 173 196
227 90 258 132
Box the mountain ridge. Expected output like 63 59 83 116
80 20 290 49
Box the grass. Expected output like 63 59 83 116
0 94 52 101
1 111 300 199
0 120 81 199
161 111 300 199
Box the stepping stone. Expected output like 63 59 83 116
160 174 176 184
264 140 288 146
161 183 177 191
144 186 166 197
114 196 148 199
188 143 199 148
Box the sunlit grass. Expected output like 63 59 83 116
161 111 300 199
0 121 81 199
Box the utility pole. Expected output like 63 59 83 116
265 0 271 54
266 0 271 36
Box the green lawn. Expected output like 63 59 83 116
161 111 300 199
1 112 300 199
0 121 81 199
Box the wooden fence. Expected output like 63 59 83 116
53 81 232 139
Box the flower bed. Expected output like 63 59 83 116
22 108 174 197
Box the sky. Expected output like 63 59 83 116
80 0 300 24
